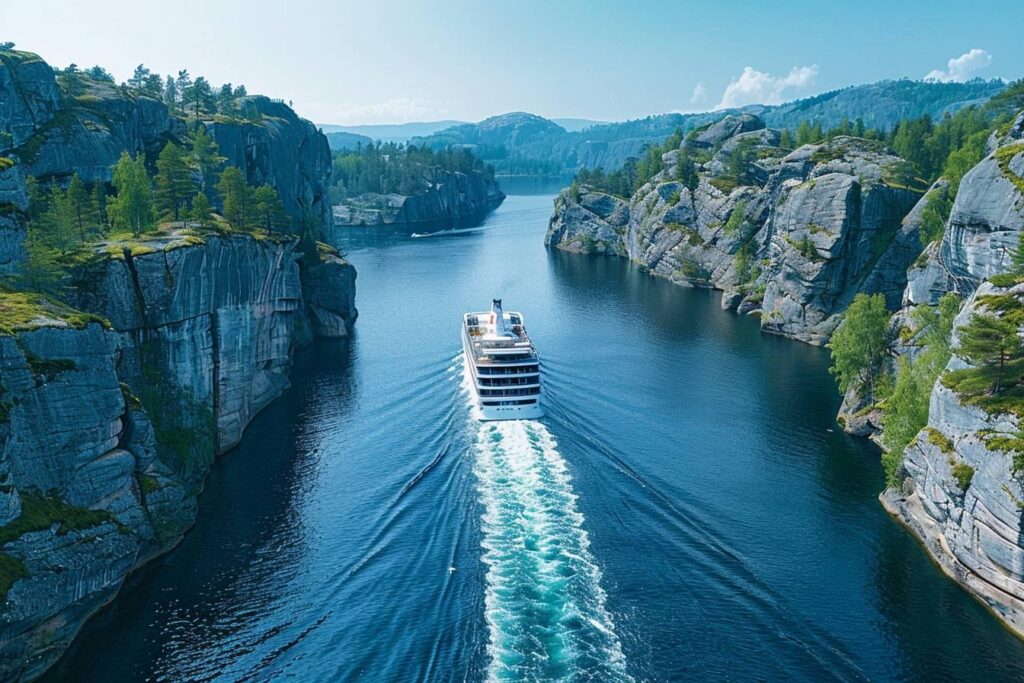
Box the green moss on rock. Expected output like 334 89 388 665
0 491 119 545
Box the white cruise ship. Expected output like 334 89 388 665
461 299 543 420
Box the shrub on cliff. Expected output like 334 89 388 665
829 293 891 397
881 294 960 483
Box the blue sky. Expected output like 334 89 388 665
2 0 1022 125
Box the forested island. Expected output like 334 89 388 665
328 141 505 233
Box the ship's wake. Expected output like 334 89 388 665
471 419 632 681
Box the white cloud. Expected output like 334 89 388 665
302 97 449 125
924 49 992 82
690 82 708 106
716 65 819 110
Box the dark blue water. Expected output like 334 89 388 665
46 196 1024 681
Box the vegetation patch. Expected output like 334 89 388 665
926 427 955 454
0 288 106 335
881 160 928 192
0 157 14 171
137 474 161 496
981 432 1024 474
994 143 1024 195
0 490 119 546
135 340 215 485
950 460 975 490
722 201 751 237
0 552 28 602
23 353 76 383
918 186 952 246
708 176 738 195
990 273 1024 288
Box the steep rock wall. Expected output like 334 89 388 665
0 234 356 680
546 117 923 344
330 167 504 234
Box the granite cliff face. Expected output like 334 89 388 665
546 115 923 344
0 49 354 680
884 283 1024 638
0 234 356 680
881 114 1024 636
330 166 504 234
547 107 1024 637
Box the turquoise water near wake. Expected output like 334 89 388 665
45 195 1024 681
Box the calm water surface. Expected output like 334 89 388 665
47 195 1024 681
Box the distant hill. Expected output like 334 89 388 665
410 78 1009 176
757 78 1005 131
316 120 467 143
552 118 606 132
325 131 373 151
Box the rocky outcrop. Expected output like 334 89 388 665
884 282 1024 637
546 116 924 345
544 190 628 256
0 49 335 264
0 164 28 275
875 114 1024 637
940 138 1024 292
329 166 504 234
0 231 355 681
208 97 334 233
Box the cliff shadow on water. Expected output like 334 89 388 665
41 338 359 683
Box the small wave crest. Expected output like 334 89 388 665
472 419 632 681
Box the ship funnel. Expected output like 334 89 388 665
490 299 509 337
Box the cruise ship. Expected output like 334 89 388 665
461 299 543 420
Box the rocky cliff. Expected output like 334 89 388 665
0 48 354 680
0 48 336 268
329 165 504 234
0 232 356 680
880 113 1024 636
546 114 923 344
883 282 1024 638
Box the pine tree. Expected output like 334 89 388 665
90 183 106 232
780 129 795 149
163 76 178 110
127 64 151 90
190 125 225 194
66 173 90 242
190 192 213 228
217 166 253 230
17 225 68 295
183 76 213 119
253 185 289 233
141 73 163 98
108 151 154 236
45 186 77 252
957 312 1024 394
154 142 196 221
175 70 192 101
795 120 813 146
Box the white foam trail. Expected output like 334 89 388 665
458 355 630 681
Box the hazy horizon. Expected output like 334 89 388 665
3 0 1022 126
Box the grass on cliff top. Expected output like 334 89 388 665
0 491 119 546
0 288 110 336
994 142 1024 195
